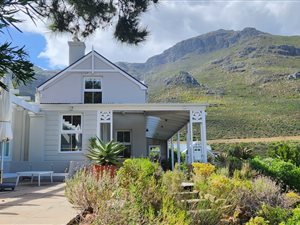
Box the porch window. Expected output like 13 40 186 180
116 130 131 158
0 142 9 158
60 115 82 152
84 77 102 104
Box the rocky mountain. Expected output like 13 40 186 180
117 27 300 139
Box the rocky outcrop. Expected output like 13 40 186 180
287 72 300 80
164 71 200 87
268 45 300 56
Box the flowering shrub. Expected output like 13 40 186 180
192 163 215 178
246 217 269 225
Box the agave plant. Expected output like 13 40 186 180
86 137 126 166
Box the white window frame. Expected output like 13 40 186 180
59 114 83 153
115 130 132 158
83 77 102 104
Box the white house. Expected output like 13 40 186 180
3 41 208 173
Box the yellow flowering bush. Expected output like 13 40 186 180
192 162 215 178
284 191 300 207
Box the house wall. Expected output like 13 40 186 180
13 110 147 172
39 72 146 104
41 110 97 162
38 53 147 104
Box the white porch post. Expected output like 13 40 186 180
186 123 190 164
200 110 208 163
167 140 169 161
191 109 208 163
171 137 174 170
110 111 113 141
98 110 113 141
189 110 194 164
177 131 181 168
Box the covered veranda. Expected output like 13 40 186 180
51 103 209 168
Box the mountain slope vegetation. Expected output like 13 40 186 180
118 28 300 139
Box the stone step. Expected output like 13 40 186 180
176 191 199 200
181 182 194 191
181 198 208 209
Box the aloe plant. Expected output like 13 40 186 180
86 137 126 166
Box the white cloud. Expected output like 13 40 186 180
17 0 300 69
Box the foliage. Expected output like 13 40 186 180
215 145 253 176
0 43 35 89
251 157 300 192
66 158 191 224
65 169 119 212
284 207 300 225
86 137 125 166
235 176 286 221
258 204 291 225
246 217 269 225
192 163 215 179
284 192 300 208
268 142 300 166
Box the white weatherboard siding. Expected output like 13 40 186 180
102 72 146 103
113 113 147 157
43 110 97 162
40 72 83 104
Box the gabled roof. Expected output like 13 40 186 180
37 50 147 91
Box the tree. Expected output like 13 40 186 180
0 0 159 89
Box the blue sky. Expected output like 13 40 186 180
2 1 300 70
1 28 49 69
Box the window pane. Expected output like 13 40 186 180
72 134 82 150
93 92 102 103
61 134 82 151
117 132 123 142
93 80 101 89
123 145 131 158
84 92 93 103
124 132 131 143
61 134 71 151
100 123 111 143
72 116 81 130
85 78 101 89
62 115 81 131
85 79 93 89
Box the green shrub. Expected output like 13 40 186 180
251 157 300 192
246 217 269 225
268 142 300 166
285 207 300 225
117 158 160 188
258 204 291 225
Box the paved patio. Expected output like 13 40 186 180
0 182 77 225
